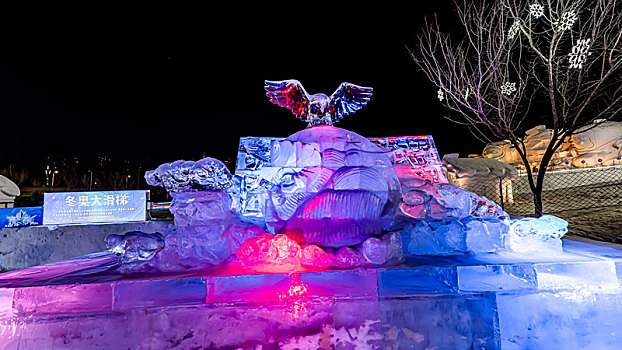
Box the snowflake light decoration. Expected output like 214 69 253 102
569 38 591 69
529 3 545 18
554 10 578 31
437 88 444 102
508 20 520 40
500 82 517 96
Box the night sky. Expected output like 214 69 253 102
0 4 481 174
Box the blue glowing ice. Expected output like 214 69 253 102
506 215 569 253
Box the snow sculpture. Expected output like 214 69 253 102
482 125 574 170
264 80 373 127
443 156 518 205
570 120 622 167
481 121 622 170
260 126 402 248
0 175 20 207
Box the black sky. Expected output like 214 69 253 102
0 4 482 173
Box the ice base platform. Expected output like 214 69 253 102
2 237 622 349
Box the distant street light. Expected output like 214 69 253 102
44 166 51 188
51 170 59 189
126 174 131 189
88 170 93 190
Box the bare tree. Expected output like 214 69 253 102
60 171 80 189
413 0 622 216
1 163 29 187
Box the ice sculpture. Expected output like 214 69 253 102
235 230 402 269
369 135 447 184
144 157 233 192
506 215 568 253
264 80 373 127
143 128 568 267
260 126 402 248
141 158 247 270
167 190 241 266
0 80 617 349
105 231 165 263
136 81 572 271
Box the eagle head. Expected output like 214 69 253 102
309 93 330 119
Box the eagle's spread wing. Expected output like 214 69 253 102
328 83 373 123
264 80 310 120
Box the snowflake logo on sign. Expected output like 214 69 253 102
569 38 591 69
6 210 37 227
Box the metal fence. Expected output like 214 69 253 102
458 165 622 217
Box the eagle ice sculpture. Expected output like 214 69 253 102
264 79 373 127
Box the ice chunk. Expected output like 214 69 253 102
222 224 263 256
506 215 568 253
457 264 537 292
407 219 468 256
236 233 301 266
329 246 364 268
361 232 403 265
113 278 207 310
300 245 331 268
379 293 499 349
377 266 457 295
12 283 113 315
105 231 165 264
463 217 509 254
497 290 622 349
169 191 234 226
145 157 233 192
437 183 506 219
162 190 240 267
177 225 229 265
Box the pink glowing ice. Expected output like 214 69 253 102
236 233 302 266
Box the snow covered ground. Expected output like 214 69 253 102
558 207 622 244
